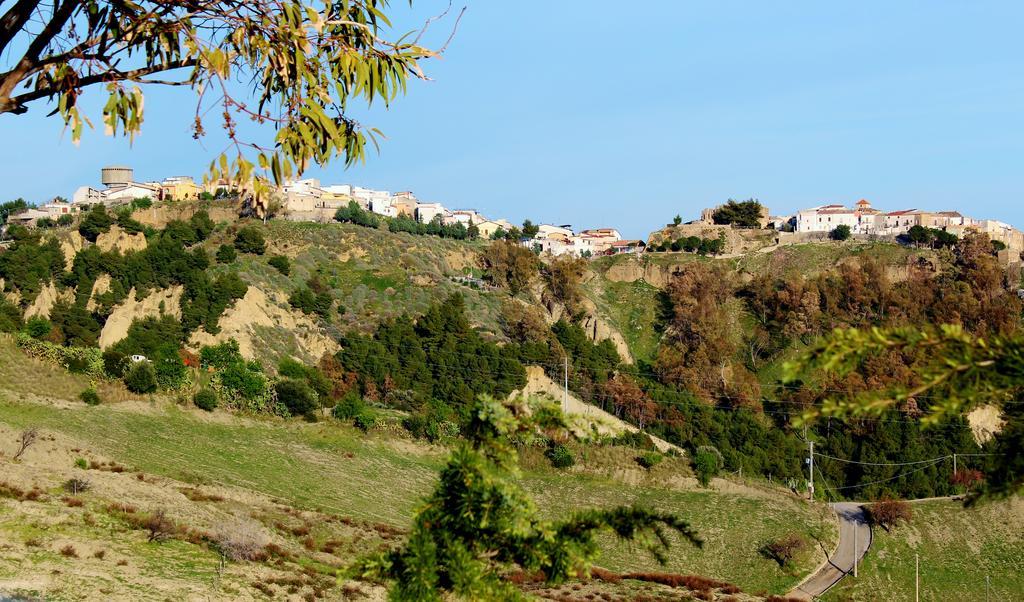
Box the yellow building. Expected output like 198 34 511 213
160 176 200 200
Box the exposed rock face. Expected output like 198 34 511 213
57 231 85 271
580 313 634 364
96 225 147 254
98 286 183 349
131 203 239 229
85 274 113 312
187 287 339 363
967 405 1004 445
24 282 73 319
604 259 688 288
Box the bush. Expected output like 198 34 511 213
124 361 158 393
24 316 52 339
610 431 657 450
215 244 237 263
213 518 268 561
233 226 266 255
868 498 912 531
693 446 722 487
56 213 74 227
545 443 575 469
79 388 101 406
193 389 218 412
353 412 377 432
102 349 129 378
268 255 290 275
274 378 317 418
74 458 88 469
760 533 807 568
332 390 366 420
636 451 663 470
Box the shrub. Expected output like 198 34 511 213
193 389 218 412
268 255 290 275
79 388 101 406
636 451 663 470
140 508 178 542
102 349 129 377
760 533 807 568
124 361 158 394
213 518 268 561
60 544 78 558
868 498 912 531
78 205 114 242
63 478 92 494
215 244 237 263
275 378 317 418
233 226 266 255
56 213 74 227
353 411 377 432
610 431 658 451
24 316 52 339
545 443 575 469
74 458 88 469
332 390 366 420
693 446 722 487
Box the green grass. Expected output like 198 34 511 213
823 499 1024 601
591 279 663 363
0 391 837 595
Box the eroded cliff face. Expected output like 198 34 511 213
604 258 689 288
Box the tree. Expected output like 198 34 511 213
711 199 763 228
480 241 539 297
466 220 480 240
673 214 683 226
356 396 701 600
830 224 852 241
215 244 237 264
693 446 721 487
78 205 114 242
0 199 28 224
521 220 540 239
0 0 458 207
541 255 587 318
233 226 266 255
907 225 931 247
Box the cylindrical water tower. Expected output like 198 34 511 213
101 165 134 187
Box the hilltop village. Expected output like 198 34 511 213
4 165 1024 259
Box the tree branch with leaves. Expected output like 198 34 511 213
1 0 460 208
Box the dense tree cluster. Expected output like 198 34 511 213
333 201 381 228
336 295 527 438
0 230 63 302
479 241 539 296
650 234 726 255
388 214 470 240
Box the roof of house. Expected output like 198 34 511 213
856 199 872 206
886 209 919 216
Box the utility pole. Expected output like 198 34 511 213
915 553 920 602
986 575 991 601
808 440 815 501
953 453 957 477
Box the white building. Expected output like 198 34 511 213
103 182 160 202
415 202 446 224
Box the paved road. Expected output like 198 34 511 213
787 502 872 600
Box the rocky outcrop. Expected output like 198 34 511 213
967 405 1004 445
580 314 634 364
604 258 688 288
98 286 183 349
56 231 85 271
24 282 73 319
85 274 113 312
96 225 147 254
187 287 339 363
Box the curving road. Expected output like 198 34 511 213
787 502 872 600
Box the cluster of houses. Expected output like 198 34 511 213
783 199 1023 250
279 177 643 256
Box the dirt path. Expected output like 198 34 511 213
787 502 871 600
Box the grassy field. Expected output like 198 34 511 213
823 499 1024 601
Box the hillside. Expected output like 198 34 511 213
0 336 836 600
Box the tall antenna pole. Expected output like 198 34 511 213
854 526 858 577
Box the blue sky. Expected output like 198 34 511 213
2 1 1022 239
